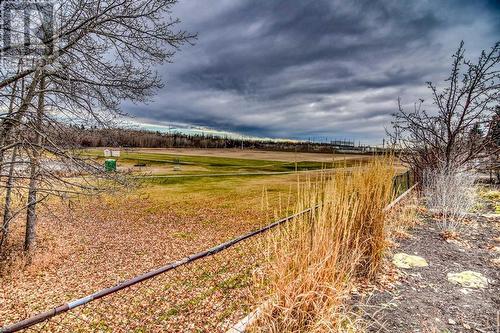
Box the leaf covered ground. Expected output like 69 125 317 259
0 173 302 332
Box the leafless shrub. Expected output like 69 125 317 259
423 167 477 232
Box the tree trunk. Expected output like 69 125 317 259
0 145 18 249
0 69 21 180
24 75 45 252
0 75 22 251
24 167 38 252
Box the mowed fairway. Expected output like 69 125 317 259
83 148 373 176
133 148 370 162
0 150 375 331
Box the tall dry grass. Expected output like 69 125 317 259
385 193 421 240
252 158 395 333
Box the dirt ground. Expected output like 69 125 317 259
363 212 500 332
127 148 370 162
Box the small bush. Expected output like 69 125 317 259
423 167 477 232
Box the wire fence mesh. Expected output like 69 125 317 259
1 171 415 333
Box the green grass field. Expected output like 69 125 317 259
82 149 370 176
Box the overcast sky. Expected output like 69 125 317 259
124 0 500 144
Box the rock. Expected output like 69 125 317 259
463 323 471 330
393 253 428 269
447 271 488 289
448 319 457 325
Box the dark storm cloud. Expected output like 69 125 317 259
180 1 440 94
123 0 500 143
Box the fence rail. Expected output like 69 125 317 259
1 171 415 333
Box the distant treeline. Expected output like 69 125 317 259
68 126 385 154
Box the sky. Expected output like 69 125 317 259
123 0 500 144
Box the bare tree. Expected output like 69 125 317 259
389 41 500 179
0 0 194 254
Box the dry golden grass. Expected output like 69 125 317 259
385 194 421 240
251 158 396 333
